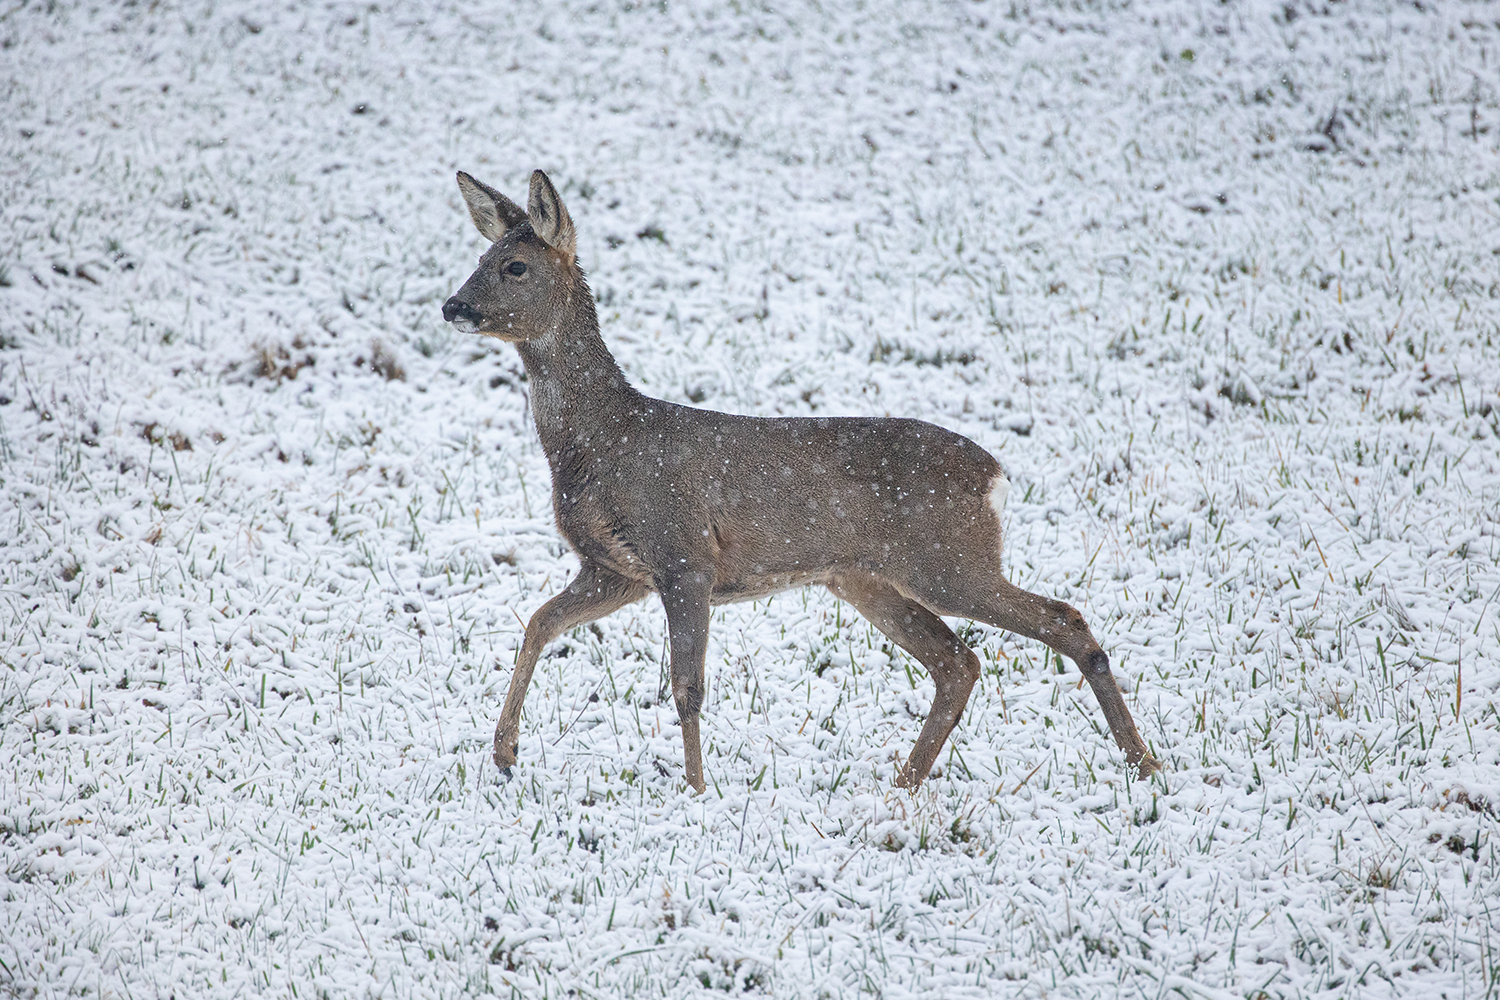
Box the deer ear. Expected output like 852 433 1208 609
456 171 527 243
527 170 576 260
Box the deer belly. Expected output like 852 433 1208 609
702 518 850 604
709 569 830 605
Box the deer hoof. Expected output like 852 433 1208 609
1130 753 1162 780
493 739 518 771
496 766 514 785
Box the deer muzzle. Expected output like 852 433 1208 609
442 296 484 334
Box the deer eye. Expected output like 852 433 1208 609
506 261 527 277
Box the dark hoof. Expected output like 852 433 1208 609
493 739 518 771
496 765 514 785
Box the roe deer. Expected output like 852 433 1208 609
442 169 1159 792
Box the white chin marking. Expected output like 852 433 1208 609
450 318 478 335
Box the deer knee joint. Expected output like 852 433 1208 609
940 647 982 686
1082 650 1112 678
672 679 703 719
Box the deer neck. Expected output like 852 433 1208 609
513 295 640 456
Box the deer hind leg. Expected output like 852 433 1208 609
495 563 648 777
827 574 982 790
963 578 1159 778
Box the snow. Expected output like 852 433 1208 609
3 0 1499 996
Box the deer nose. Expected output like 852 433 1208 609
442 297 484 326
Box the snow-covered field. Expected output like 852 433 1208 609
4 0 1499 996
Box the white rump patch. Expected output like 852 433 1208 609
987 472 1011 521
987 472 1010 563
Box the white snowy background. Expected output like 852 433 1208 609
3 0 1499 996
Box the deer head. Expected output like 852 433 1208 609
442 170 581 343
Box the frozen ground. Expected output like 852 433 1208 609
3 0 1499 996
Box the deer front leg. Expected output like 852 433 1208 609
659 571 714 794
828 575 982 790
495 563 648 777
